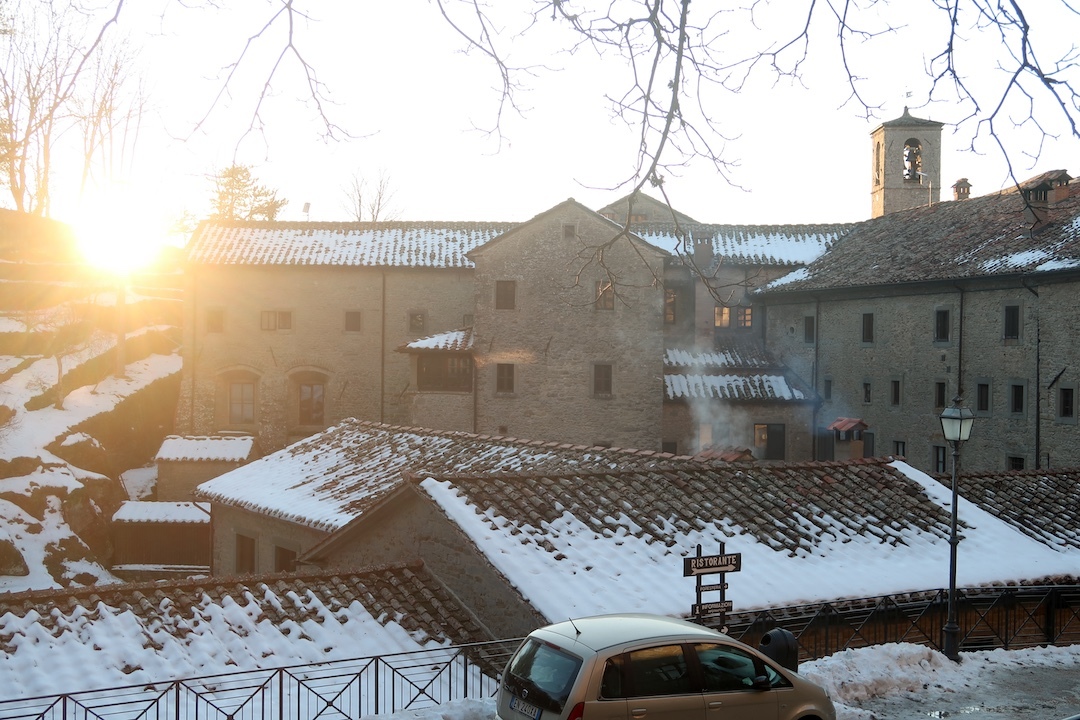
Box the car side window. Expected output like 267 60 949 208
694 643 767 692
600 657 625 699
626 645 691 697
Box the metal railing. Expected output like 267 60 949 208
0 638 523 720
719 584 1080 660
2 585 1077 720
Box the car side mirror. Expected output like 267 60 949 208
751 675 772 691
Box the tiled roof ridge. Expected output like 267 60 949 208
0 559 428 611
959 465 1080 479
344 419 693 461
633 221 855 234
197 219 518 230
415 455 903 484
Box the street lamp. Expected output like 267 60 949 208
939 395 974 662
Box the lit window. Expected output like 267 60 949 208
714 306 730 328
664 288 677 324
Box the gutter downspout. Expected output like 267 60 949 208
1022 280 1041 467
956 287 965 398
189 263 198 432
380 272 386 423
814 298 821 460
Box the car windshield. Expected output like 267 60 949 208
505 639 584 713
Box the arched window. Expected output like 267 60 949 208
903 139 923 181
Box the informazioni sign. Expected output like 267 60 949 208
686 545 742 622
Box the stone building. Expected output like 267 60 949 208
180 200 839 459
154 434 259 501
761 170 1080 473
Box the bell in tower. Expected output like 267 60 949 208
870 107 944 218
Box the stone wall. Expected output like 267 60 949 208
764 274 1080 472
469 205 666 450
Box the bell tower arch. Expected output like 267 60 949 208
870 107 944 218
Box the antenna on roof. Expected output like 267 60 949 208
568 617 581 636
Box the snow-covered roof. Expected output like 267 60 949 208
155 435 257 462
194 420 684 533
665 372 809 401
399 327 474 352
663 340 814 401
762 179 1080 294
0 561 493 700
112 501 210 524
415 459 1080 620
187 221 517 268
637 223 850 266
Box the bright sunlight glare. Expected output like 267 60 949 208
73 188 174 275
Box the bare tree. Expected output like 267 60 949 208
0 0 136 216
152 2 1079 302
341 170 400 222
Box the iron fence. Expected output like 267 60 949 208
2 585 1077 720
719 584 1080 660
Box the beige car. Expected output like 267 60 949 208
496 614 835 720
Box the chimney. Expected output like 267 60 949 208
952 178 971 201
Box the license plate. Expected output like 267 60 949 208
510 695 542 720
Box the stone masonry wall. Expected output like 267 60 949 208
469 205 666 450
765 274 1080 473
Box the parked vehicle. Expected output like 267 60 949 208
496 613 835 720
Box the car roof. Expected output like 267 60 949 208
533 613 725 652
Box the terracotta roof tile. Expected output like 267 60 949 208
194 420 715 533
186 221 517 268
0 561 493 658
764 177 1080 294
942 467 1080 549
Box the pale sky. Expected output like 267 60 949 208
48 1 1080 230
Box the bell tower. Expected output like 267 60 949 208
870 107 944 218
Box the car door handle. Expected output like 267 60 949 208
631 708 647 718
707 701 723 709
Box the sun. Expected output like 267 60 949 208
73 188 178 275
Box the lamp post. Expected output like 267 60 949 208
939 395 974 662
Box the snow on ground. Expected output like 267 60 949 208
360 644 1080 720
